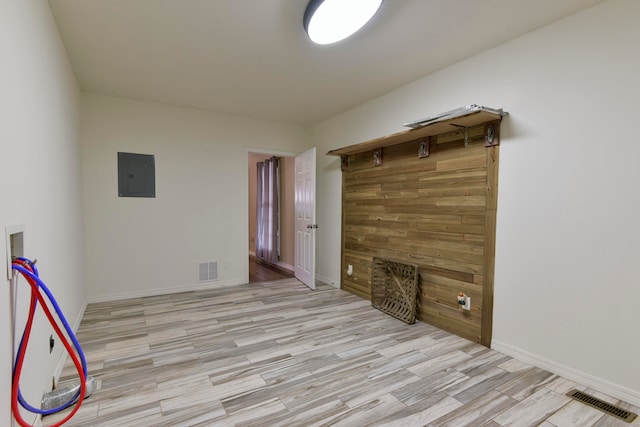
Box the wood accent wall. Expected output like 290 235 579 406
340 125 498 345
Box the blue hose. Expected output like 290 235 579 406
12 258 88 415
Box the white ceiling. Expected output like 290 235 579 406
49 0 603 126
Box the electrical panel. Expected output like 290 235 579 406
118 152 155 198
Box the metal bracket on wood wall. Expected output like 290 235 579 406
484 121 500 147
373 148 382 166
418 137 430 158
341 155 349 171
451 125 471 146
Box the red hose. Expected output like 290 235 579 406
11 260 86 427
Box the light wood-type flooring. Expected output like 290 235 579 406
46 278 639 426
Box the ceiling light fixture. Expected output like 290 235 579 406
303 0 383 45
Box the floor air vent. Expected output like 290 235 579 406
566 389 637 423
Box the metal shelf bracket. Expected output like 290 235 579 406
452 125 471 146
484 121 500 147
418 137 431 158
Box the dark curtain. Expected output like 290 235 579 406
256 157 280 264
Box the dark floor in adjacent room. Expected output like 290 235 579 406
249 255 295 283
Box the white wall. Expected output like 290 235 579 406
82 94 309 301
0 0 84 425
3 1 637 423
312 0 640 406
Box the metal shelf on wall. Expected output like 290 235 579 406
327 105 508 157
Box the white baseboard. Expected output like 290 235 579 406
47 297 88 425
276 261 294 272
492 340 640 407
53 299 87 380
87 279 246 303
315 274 338 288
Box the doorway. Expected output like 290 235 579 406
248 151 295 283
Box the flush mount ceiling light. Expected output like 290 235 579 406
304 0 383 45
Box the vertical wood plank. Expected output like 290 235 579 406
485 145 499 210
481 145 499 347
341 157 348 291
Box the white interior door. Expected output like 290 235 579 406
294 147 316 289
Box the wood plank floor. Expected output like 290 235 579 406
47 278 639 427
249 256 294 283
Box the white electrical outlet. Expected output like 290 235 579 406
463 296 471 311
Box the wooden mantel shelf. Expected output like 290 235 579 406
327 106 507 156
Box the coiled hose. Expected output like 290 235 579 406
11 257 88 427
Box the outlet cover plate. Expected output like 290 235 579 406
5 224 25 280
